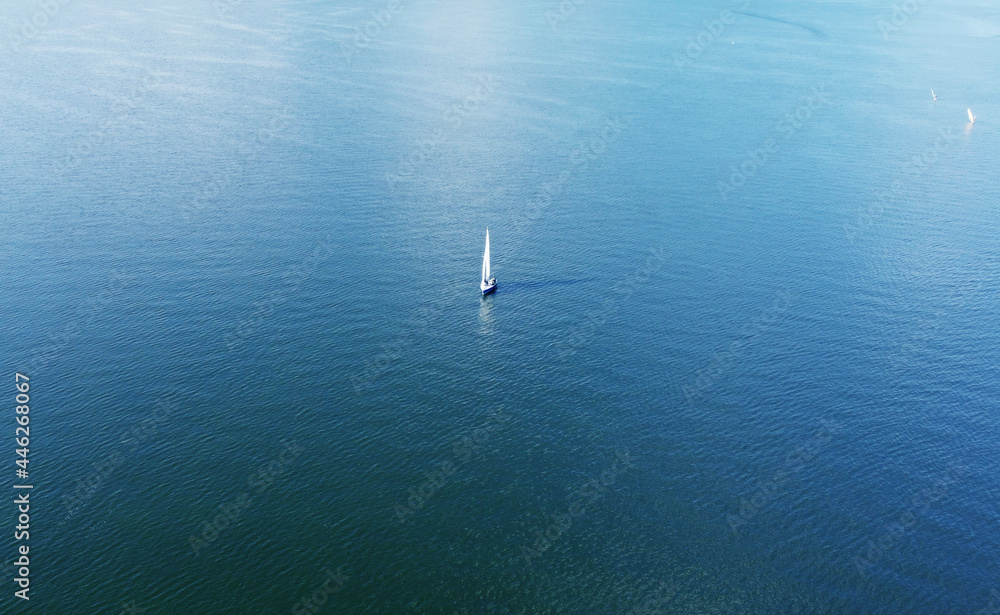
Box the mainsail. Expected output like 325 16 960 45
482 229 491 283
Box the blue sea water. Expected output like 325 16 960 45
2 0 999 613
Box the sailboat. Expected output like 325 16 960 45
931 89 937 101
480 228 497 295
968 108 976 124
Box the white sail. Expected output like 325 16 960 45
479 228 496 294
482 229 491 282
931 89 936 100
968 108 976 123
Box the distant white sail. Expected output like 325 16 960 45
968 108 976 123
931 89 936 101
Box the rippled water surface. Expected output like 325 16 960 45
2 0 999 613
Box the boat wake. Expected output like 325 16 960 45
496 278 596 292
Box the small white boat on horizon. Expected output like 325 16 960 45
480 228 497 295
968 108 976 124
931 89 937 101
